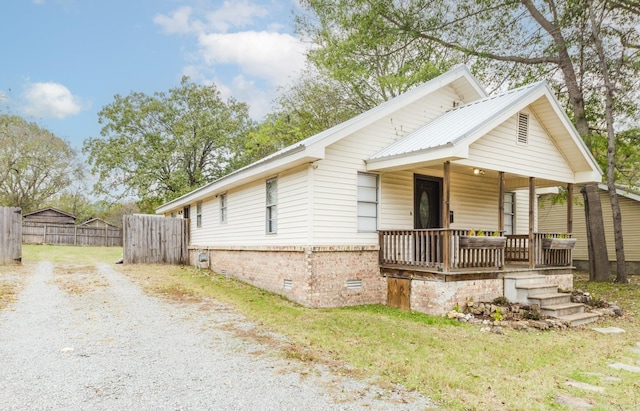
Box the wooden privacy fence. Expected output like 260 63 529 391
0 207 22 265
123 215 189 265
22 223 123 247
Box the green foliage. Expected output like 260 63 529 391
0 115 82 212
492 307 503 322
240 70 359 166
83 77 255 212
296 0 459 110
45 188 97 224
492 296 509 305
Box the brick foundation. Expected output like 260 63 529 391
189 245 386 308
189 246 574 316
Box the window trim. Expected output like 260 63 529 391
220 193 227 224
266 177 277 234
357 172 379 233
196 201 202 228
504 192 515 235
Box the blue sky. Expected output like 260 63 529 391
0 0 307 150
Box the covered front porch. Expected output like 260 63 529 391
375 159 579 277
373 162 580 314
378 229 576 277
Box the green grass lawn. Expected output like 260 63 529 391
4 245 640 409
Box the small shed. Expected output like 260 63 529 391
81 218 118 229
23 208 76 225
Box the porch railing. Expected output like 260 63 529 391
379 230 574 271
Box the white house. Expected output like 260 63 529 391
157 65 602 315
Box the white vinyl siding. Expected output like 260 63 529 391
357 173 378 232
311 85 466 244
379 167 505 232
467 110 573 182
189 165 310 247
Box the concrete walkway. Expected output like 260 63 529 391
556 328 640 410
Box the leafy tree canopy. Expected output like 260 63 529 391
0 114 82 212
83 77 255 213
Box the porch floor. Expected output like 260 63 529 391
380 262 574 282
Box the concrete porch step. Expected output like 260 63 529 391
528 292 572 307
516 283 558 297
556 312 601 327
541 302 585 317
504 274 548 303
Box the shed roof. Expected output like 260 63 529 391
80 217 118 228
23 207 76 220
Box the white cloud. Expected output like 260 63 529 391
21 82 88 119
198 31 306 86
155 1 308 119
204 1 268 33
153 6 200 34
154 1 268 35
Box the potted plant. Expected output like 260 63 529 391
459 229 507 249
541 234 576 250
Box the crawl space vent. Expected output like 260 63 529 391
346 279 363 290
283 279 293 290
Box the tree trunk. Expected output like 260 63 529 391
581 184 610 282
587 1 627 283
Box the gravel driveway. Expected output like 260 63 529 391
0 261 433 410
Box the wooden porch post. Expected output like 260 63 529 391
498 171 505 233
528 177 536 269
442 161 451 272
567 183 573 234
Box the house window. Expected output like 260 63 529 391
517 112 529 145
220 194 227 224
504 192 515 235
357 172 378 232
183 205 190 219
266 178 277 234
196 202 202 228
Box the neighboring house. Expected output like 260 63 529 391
539 184 640 274
81 218 118 229
157 65 602 315
23 207 76 225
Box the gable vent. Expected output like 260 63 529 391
517 112 529 144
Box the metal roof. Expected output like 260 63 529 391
369 81 545 161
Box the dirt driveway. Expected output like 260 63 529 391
0 261 432 410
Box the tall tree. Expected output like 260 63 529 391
0 115 82 212
83 77 255 212
297 0 464 110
